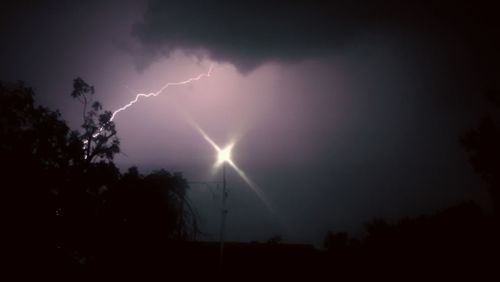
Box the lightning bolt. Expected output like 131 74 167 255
83 65 214 145
110 65 214 121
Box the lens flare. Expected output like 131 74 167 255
184 115 275 213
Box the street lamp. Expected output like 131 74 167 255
216 143 233 267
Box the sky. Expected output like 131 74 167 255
1 0 499 244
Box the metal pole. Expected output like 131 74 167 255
219 162 227 267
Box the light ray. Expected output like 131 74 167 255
226 160 276 214
184 116 276 213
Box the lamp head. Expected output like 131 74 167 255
217 143 234 166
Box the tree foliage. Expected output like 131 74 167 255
2 80 198 275
461 89 500 213
71 77 119 164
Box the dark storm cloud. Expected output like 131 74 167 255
133 0 499 74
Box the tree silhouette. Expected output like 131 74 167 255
71 77 119 165
109 167 199 242
461 89 500 214
2 79 198 277
1 81 85 274
323 231 350 252
267 235 283 244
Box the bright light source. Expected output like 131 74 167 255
189 120 275 213
217 144 234 166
